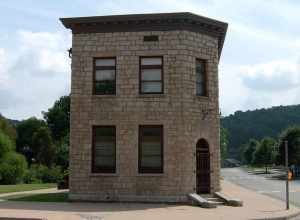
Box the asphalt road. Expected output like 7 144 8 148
221 167 300 208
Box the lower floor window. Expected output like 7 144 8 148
139 125 163 173
92 126 116 173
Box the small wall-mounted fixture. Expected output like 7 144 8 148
68 48 72 58
143 35 159 42
201 107 214 120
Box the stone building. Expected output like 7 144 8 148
60 12 227 202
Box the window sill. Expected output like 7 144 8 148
92 94 117 98
90 173 118 177
195 95 209 100
136 173 164 177
138 94 165 98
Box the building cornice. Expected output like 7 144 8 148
60 12 228 59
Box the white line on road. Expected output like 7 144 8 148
223 176 258 180
258 190 280 194
258 190 297 194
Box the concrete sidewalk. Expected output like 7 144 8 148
0 180 298 220
0 188 67 199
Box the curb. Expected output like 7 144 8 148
251 209 300 220
0 218 44 220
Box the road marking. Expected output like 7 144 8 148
258 190 280 194
223 176 258 180
257 190 299 194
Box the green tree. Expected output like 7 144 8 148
0 152 27 184
54 134 69 170
0 131 14 158
220 127 229 164
243 139 259 165
16 117 46 164
252 137 276 173
32 127 56 167
43 95 70 171
277 126 300 166
0 114 16 141
43 95 70 142
221 104 300 160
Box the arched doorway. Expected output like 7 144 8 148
196 138 210 194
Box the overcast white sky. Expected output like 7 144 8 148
0 0 299 120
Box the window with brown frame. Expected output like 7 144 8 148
139 57 163 94
92 126 116 173
93 57 116 95
139 125 163 173
196 59 208 96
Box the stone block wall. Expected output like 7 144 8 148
69 30 220 202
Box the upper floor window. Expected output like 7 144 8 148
140 57 163 94
139 125 163 173
93 58 116 95
196 59 207 96
92 126 116 173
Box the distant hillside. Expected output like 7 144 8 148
0 114 20 127
221 104 300 160
7 118 20 126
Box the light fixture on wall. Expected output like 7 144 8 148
68 48 72 58
201 107 214 120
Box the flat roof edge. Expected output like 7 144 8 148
60 12 227 29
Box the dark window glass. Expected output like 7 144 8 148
92 126 116 173
140 57 163 94
139 125 163 173
93 58 116 95
196 59 207 96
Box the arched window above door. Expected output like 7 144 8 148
196 138 209 151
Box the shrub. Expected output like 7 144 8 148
23 169 41 184
27 164 63 183
43 166 63 183
0 152 27 184
58 169 69 189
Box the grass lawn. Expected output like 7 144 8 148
5 192 68 202
0 183 56 194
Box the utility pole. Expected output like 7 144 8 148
285 140 289 210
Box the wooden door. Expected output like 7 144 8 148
196 139 210 194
